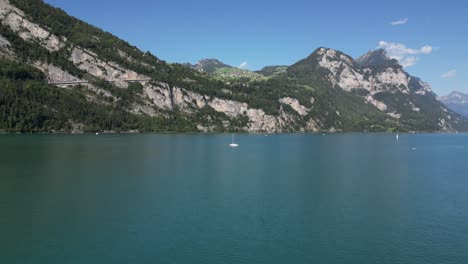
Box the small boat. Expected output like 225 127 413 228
229 134 239 148
396 133 399 140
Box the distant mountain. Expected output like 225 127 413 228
0 0 466 133
185 59 233 73
439 91 468 118
185 59 265 80
256 66 288 77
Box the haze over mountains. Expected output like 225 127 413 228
439 91 468 118
0 0 467 133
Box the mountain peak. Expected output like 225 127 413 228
300 47 355 66
188 59 233 73
357 49 401 68
311 47 342 58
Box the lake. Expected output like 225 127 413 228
1 134 468 263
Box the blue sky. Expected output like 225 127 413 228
44 0 468 95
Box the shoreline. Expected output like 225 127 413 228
0 131 463 135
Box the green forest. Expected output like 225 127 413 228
0 59 207 133
0 0 466 133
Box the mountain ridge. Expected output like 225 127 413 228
356 49 401 69
184 59 233 73
439 91 468 118
0 0 466 133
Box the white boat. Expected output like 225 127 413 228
229 134 239 148
396 133 399 140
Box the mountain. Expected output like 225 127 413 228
256 66 288 77
356 49 400 68
185 59 233 73
186 59 265 81
439 91 468 118
0 0 466 133
287 47 467 131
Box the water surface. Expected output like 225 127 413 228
1 134 468 263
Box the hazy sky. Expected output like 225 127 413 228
44 0 468 95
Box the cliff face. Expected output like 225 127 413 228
142 82 314 132
288 47 464 131
0 0 306 132
1 0 467 133
0 0 65 51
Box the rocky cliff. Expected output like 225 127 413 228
0 0 306 132
288 47 463 131
0 0 466 133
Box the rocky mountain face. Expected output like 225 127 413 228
0 0 302 132
0 0 466 133
287 48 464 131
356 49 400 68
439 91 468 118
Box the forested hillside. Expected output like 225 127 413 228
0 0 466 133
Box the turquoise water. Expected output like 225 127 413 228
1 134 468 263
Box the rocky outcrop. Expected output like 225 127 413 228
315 48 413 93
70 47 149 87
365 93 387 111
373 68 410 93
305 118 319 131
0 34 13 57
209 98 248 117
312 47 447 123
316 48 369 91
279 97 311 116
130 103 157 116
410 77 433 96
32 61 115 100
36 62 82 84
0 0 65 51
143 83 174 110
315 49 393 117
142 82 305 132
387 112 401 119
246 109 279 132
